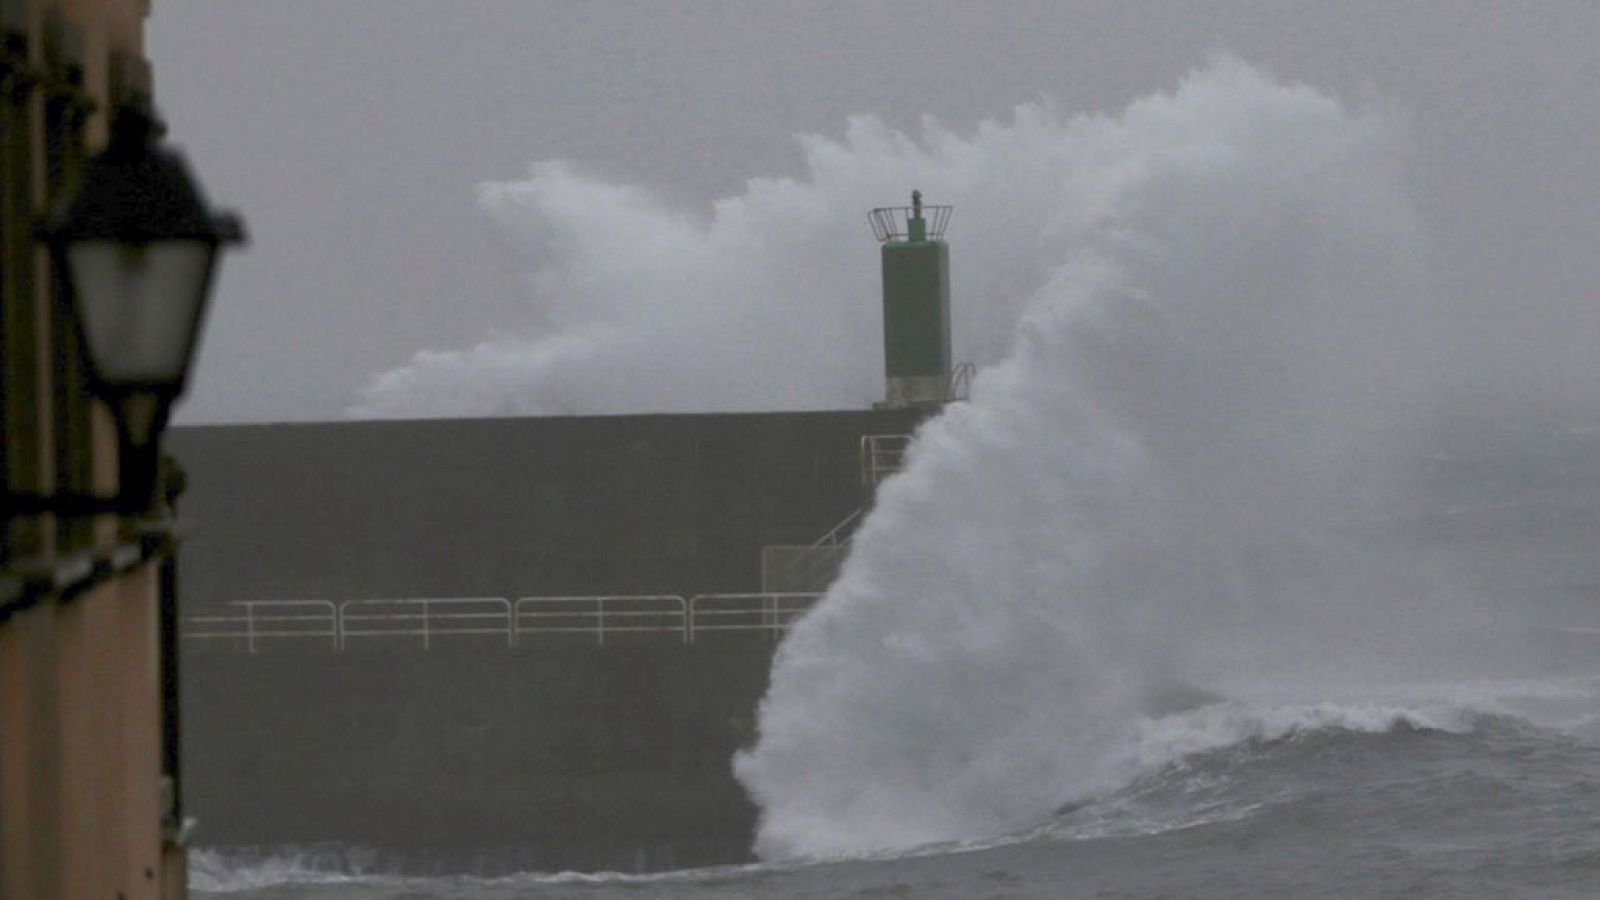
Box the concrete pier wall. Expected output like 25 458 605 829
168 410 925 871
182 641 776 871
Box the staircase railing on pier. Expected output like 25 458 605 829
949 361 975 402
861 433 911 485
761 506 864 593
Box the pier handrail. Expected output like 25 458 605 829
338 597 513 650
513 595 688 645
181 600 339 653
183 593 830 650
688 592 820 642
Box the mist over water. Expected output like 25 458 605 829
730 60 1555 860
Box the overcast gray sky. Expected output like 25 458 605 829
147 1 1600 423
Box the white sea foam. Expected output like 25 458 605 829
1129 699 1488 770
728 60 1505 861
188 847 377 893
354 55 1420 420
189 846 794 894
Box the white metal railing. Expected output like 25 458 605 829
688 593 820 641
861 434 911 486
339 597 512 650
811 507 862 549
868 202 952 243
514 595 688 645
760 544 846 594
181 592 824 651
949 361 975 402
181 600 338 653
761 506 861 593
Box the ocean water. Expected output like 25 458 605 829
197 61 1600 897
192 675 1600 898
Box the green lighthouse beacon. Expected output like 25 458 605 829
870 190 954 409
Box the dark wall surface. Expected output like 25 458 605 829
183 640 778 873
168 410 926 872
169 410 923 605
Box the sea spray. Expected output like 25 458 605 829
732 61 1452 860
354 59 1426 419
351 55 1516 861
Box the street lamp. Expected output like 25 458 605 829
4 104 245 518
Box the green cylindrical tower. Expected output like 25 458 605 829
869 191 952 408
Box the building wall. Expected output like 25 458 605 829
0 2 179 898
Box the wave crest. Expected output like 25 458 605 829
1130 700 1497 772
733 57 1455 862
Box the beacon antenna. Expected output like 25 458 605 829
869 191 959 409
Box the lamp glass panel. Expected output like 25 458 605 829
66 240 212 386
